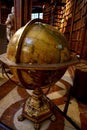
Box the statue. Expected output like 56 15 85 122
5 6 15 42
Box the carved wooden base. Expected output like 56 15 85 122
18 88 56 130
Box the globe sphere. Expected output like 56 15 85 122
7 19 71 89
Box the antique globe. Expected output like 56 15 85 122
0 19 78 130
7 19 71 89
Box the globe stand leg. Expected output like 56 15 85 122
18 87 56 130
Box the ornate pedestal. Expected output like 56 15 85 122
18 88 55 129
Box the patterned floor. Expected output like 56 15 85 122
0 66 87 130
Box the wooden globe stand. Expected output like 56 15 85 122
0 53 79 130
18 87 56 130
17 69 58 130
